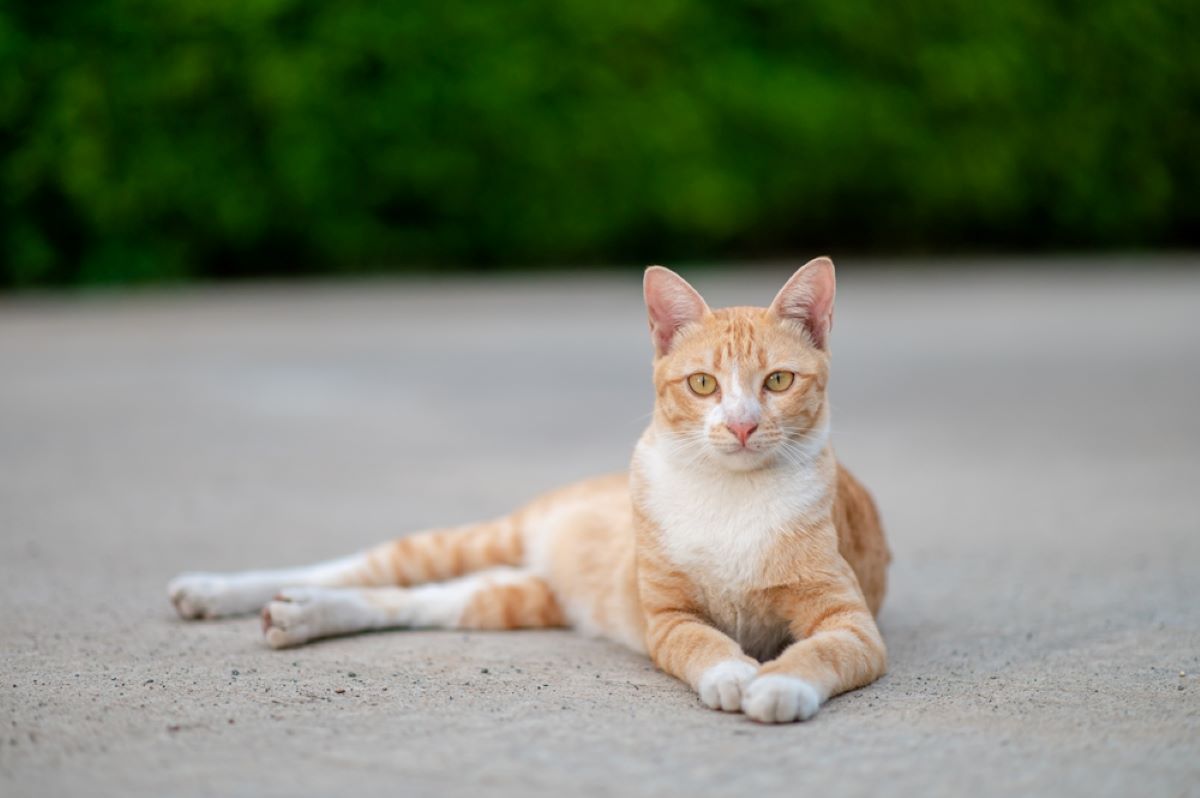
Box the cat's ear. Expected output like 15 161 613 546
769 257 836 349
643 266 711 357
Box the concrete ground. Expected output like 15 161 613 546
1 259 1198 797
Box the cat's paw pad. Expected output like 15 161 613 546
169 573 237 619
261 589 328 649
698 660 759 712
741 675 822 723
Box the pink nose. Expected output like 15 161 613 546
726 421 758 446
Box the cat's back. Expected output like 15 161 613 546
516 473 634 562
832 462 890 616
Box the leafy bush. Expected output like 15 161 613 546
2 0 1197 285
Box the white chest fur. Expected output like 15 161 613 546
635 437 829 590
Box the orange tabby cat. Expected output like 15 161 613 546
169 257 889 723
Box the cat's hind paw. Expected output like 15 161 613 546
261 589 326 649
262 587 370 649
169 573 245 619
741 675 822 723
698 659 759 712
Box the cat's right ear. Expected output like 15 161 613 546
643 266 711 357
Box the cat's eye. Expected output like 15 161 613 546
687 373 718 396
764 371 795 392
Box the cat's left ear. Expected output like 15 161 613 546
769 257 836 349
644 266 711 357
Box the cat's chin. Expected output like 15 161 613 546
711 447 777 473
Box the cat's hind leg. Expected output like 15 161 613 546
169 516 524 620
169 555 368 620
260 568 564 648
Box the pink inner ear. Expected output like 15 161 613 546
644 267 709 356
770 257 836 349
650 313 676 356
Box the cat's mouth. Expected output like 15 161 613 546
712 432 776 455
719 441 763 454
711 442 776 470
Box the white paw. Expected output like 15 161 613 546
261 588 324 649
261 587 366 649
698 660 759 712
741 675 823 723
168 573 253 619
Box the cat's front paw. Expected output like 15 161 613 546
741 675 822 723
698 659 759 712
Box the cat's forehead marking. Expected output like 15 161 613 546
712 309 768 373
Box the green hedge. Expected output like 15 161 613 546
3 0 1198 285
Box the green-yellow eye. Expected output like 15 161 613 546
765 371 795 392
687 373 718 396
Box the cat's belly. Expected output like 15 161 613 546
696 587 792 662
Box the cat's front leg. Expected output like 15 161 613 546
745 565 887 723
638 556 758 712
644 606 759 712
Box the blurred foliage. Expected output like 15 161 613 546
1 0 1198 285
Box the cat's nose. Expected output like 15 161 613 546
726 421 758 446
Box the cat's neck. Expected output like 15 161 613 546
631 423 838 589
632 422 839 530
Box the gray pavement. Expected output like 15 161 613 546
1 259 1198 797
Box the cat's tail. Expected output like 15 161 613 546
357 516 525 587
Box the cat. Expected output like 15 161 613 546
168 257 890 723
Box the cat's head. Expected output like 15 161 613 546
643 258 835 472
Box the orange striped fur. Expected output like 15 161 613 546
168 257 889 723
